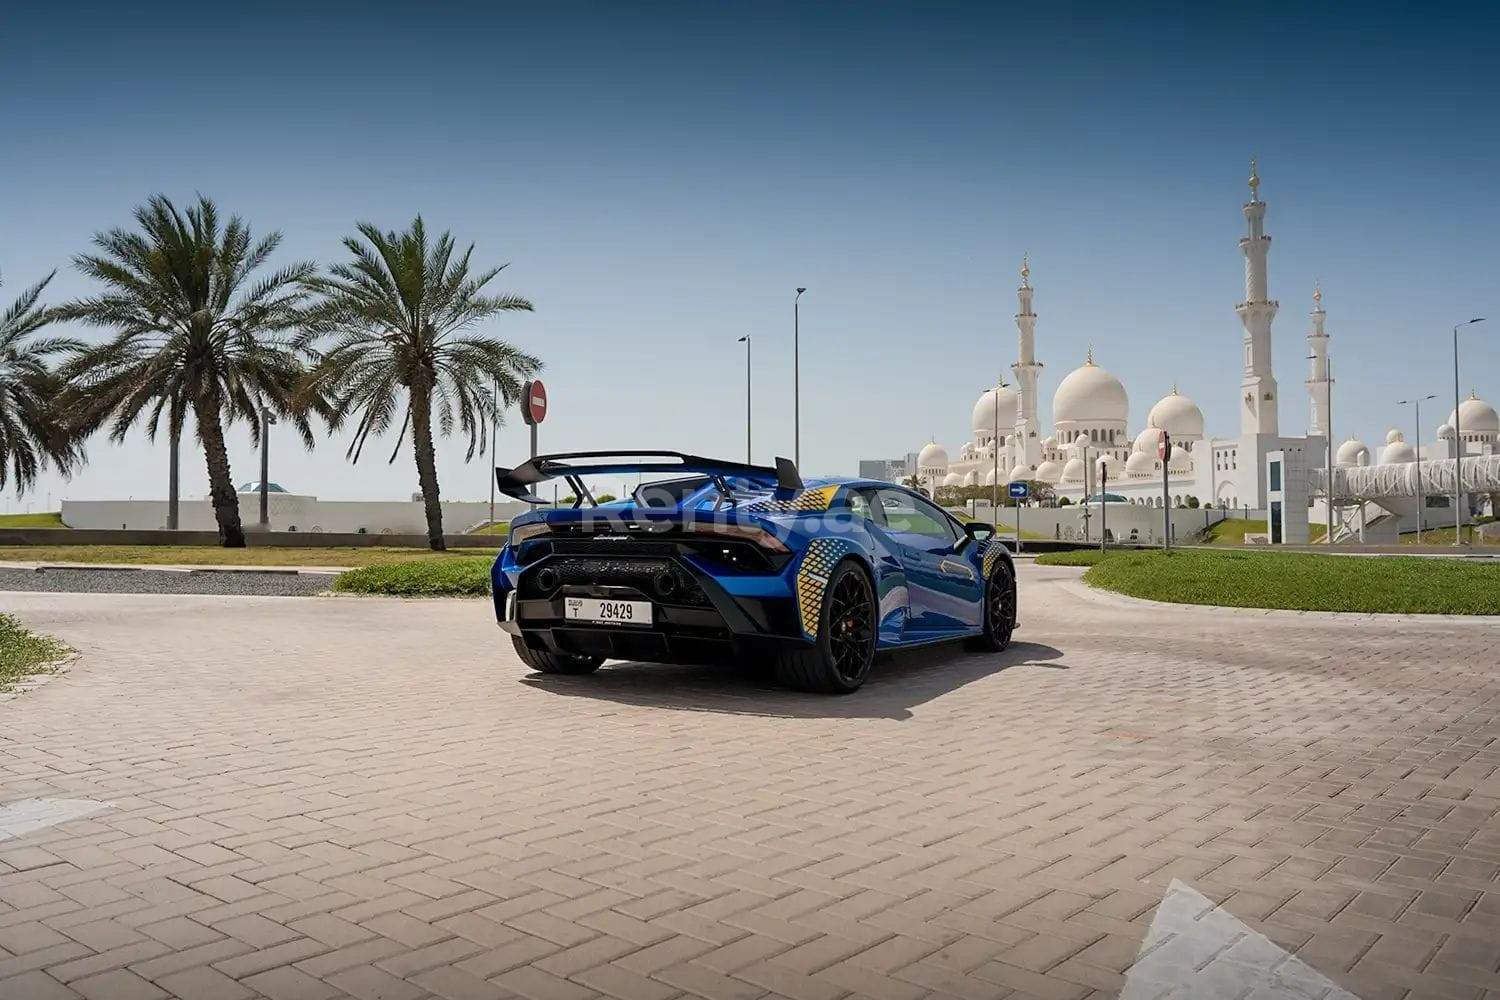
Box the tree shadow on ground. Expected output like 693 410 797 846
518 640 1066 721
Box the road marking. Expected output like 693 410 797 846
1121 879 1361 999
0 798 113 842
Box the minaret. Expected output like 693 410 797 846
1305 282 1332 437
1235 159 1280 436
1011 254 1044 466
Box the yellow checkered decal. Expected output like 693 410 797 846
982 540 1005 580
795 537 856 638
745 484 840 514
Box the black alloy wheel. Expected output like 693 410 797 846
967 560 1015 652
773 559 878 694
828 567 877 683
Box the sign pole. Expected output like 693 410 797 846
1159 431 1172 551
1098 459 1107 554
1007 480 1028 553
521 379 548 460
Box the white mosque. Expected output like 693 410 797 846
909 162 1499 519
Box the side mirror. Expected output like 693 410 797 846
957 521 995 551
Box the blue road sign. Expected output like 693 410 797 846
1008 481 1029 500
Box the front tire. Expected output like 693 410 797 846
774 559 877 694
511 636 603 675
966 560 1015 653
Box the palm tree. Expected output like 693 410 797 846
56 195 317 547
301 217 540 550
0 272 85 493
901 472 928 496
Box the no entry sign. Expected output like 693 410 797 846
1157 429 1172 462
521 380 547 426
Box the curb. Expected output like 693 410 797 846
1052 574 1500 625
1 562 343 576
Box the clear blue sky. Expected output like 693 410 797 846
4 1 1498 506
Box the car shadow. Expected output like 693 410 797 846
518 640 1067 721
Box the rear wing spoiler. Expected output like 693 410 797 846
494 450 803 506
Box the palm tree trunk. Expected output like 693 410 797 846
409 381 446 551
193 395 245 548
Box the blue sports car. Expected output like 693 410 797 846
491 451 1017 694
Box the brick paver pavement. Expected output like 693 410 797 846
3 563 1500 999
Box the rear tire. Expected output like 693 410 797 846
774 559 877 694
966 559 1015 653
511 636 603 675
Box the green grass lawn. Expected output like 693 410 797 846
0 512 66 528
332 557 493 597
468 521 511 535
0 545 494 567
1201 518 1327 544
1399 526 1497 546
1073 548 1500 615
1034 549 1110 567
0 613 69 692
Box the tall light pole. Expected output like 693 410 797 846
258 407 277 530
793 288 805 468
737 335 752 463
1397 394 1436 544
1451 318 1487 544
489 381 498 530
991 379 1001 524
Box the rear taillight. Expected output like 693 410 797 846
682 521 789 552
508 522 550 545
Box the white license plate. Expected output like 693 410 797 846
564 597 652 626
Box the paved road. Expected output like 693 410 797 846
2 566 1499 999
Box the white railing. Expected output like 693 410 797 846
1311 455 1500 500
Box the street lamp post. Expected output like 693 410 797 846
737 335 752 463
991 379 1001 525
489 381 498 530
1397 394 1436 544
258 407 277 530
1452 318 1487 545
793 288 805 468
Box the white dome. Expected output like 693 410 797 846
1096 453 1123 481
1072 432 1092 452
1146 389 1204 440
1385 428 1405 445
1041 436 1058 450
1381 441 1417 465
1125 451 1157 477
983 468 998 485
1053 356 1129 428
917 441 948 468
1169 446 1192 472
972 384 1019 435
1008 464 1034 483
1449 394 1500 435
1035 460 1063 484
942 472 963 487
1438 423 1456 440
1336 438 1370 467
1133 427 1163 454
962 470 978 487
1061 457 1085 482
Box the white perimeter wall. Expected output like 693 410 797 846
62 496 530 534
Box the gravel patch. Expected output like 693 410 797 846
0 567 333 597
